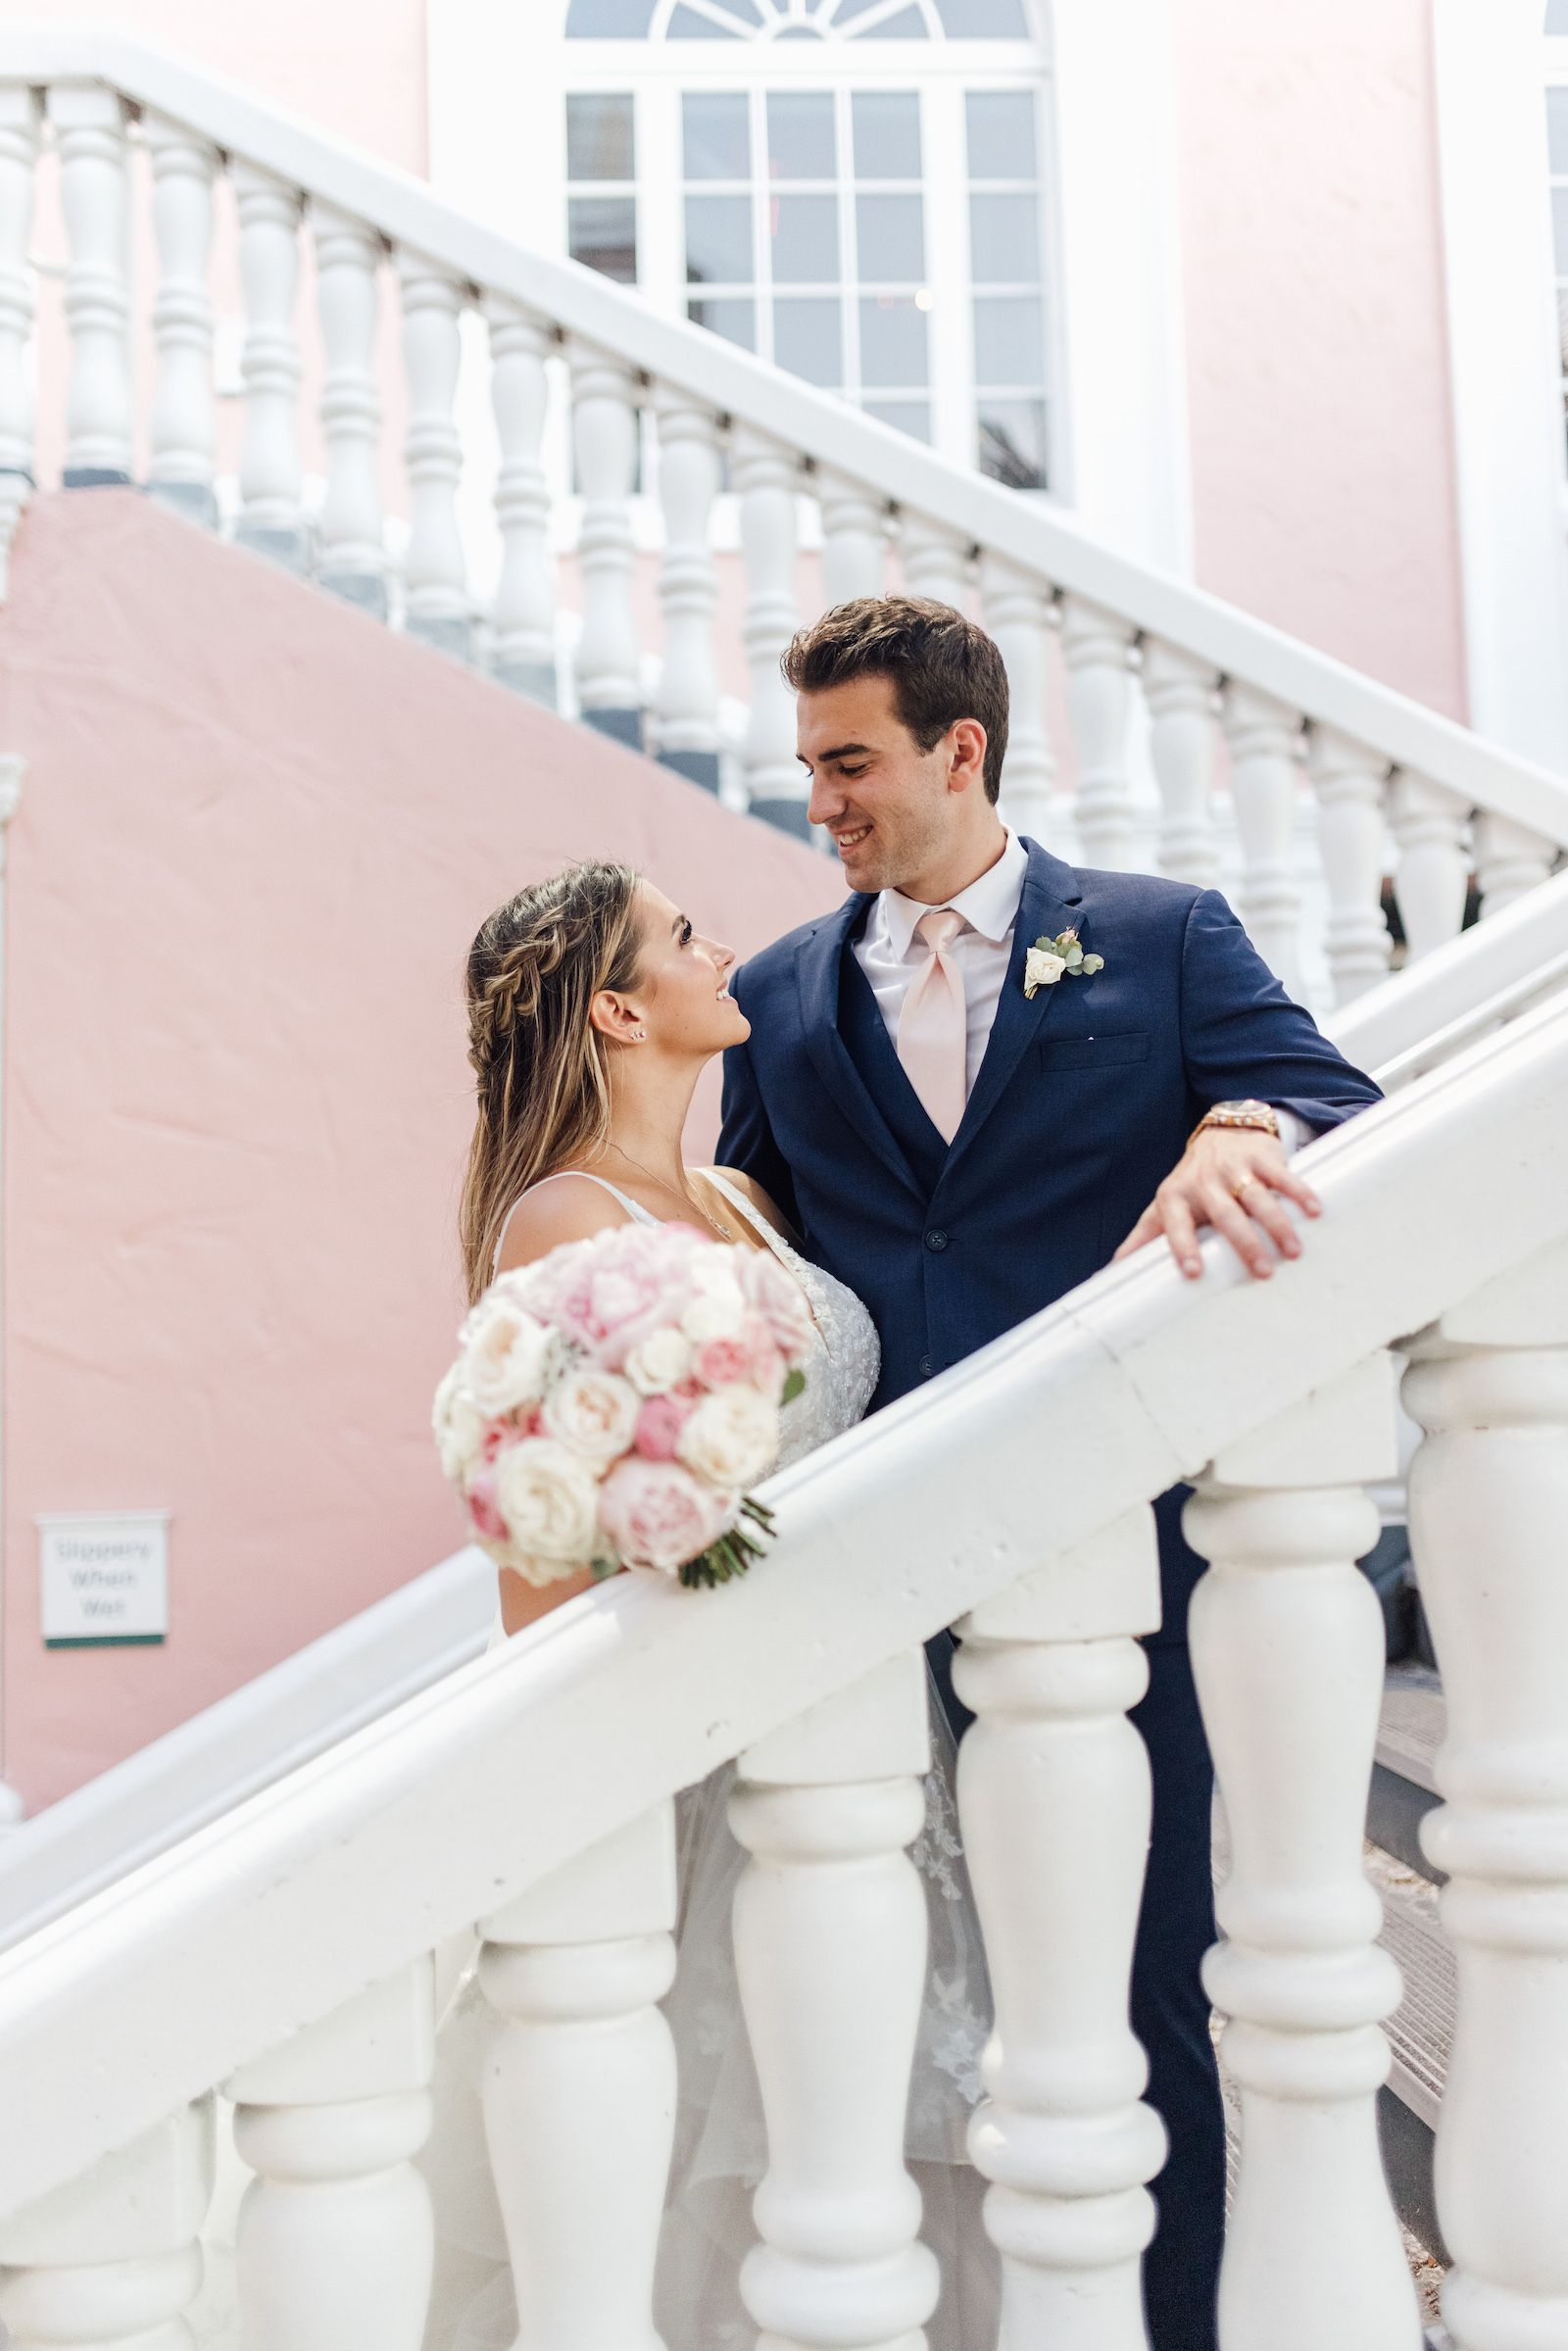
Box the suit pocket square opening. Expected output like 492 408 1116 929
1039 1032 1151 1072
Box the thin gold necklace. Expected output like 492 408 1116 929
604 1146 733 1243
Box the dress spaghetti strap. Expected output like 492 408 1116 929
492 1168 661 1278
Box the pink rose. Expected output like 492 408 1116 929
634 1392 695 1461
597 1456 733 1574
695 1334 752 1389
466 1471 508 1543
738 1249 815 1360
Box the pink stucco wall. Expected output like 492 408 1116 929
0 492 843 1811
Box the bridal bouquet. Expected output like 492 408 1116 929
432 1221 813 1591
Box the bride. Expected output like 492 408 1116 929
421 860 998 2351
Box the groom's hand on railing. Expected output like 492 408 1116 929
1110 1128 1322 1283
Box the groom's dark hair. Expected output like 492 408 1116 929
782 596 1009 804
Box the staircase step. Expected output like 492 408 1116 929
1376 1664 1446 1794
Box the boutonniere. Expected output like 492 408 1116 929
1024 929 1104 998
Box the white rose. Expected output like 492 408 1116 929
676 1387 780 1490
682 1278 746 1345
463 1300 559 1416
494 1438 601 1562
432 1363 485 1483
542 1367 642 1464
624 1326 695 1396
1024 947 1066 996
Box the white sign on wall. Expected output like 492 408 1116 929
37 1511 171 1648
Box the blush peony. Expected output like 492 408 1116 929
493 1438 601 1562
738 1250 816 1357
597 1456 734 1574
676 1387 780 1489
542 1368 642 1463
633 1392 694 1461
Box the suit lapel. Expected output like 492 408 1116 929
795 902 927 1202
942 841 1084 1182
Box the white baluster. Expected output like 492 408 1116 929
735 425 806 834
952 1508 1165 2351
1060 595 1138 872
654 391 722 792
231 160 305 570
47 84 132 488
980 554 1055 847
1400 1235 1568 2351
398 250 470 661
228 1960 434 2351
818 469 886 608
314 202 385 616
478 1805 677 2351
0 756 24 1829
1305 726 1394 1005
1220 682 1305 998
0 86 39 600
1184 1354 1421 2351
1471 810 1558 922
1142 638 1219 889
0 2098 214 2349
1389 770 1471 964
729 1652 939 2351
486 295 557 707
900 514 970 612
570 345 642 742
143 114 217 529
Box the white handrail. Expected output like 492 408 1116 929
1326 863 1568 1066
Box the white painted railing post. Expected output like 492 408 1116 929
654 392 722 792
1060 596 1138 871
0 84 39 600
0 754 25 1829
1389 770 1471 963
901 514 971 612
1142 637 1219 890
0 2098 214 2348
735 425 806 835
980 554 1055 848
818 469 886 607
48 84 132 489
398 250 470 661
486 295 558 707
569 345 644 746
1400 1235 1568 2351
231 161 306 571
143 114 218 530
1471 810 1558 921
478 1804 677 2351
313 201 386 616
1220 682 1305 998
228 1961 435 2350
951 1509 1166 2351
728 1652 939 2351
1183 1354 1420 2351
1306 726 1394 1005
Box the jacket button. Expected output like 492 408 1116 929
919 1355 933 1378
924 1229 949 1251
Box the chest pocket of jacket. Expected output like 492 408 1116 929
1039 1031 1151 1073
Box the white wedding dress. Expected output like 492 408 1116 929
420 1172 999 2351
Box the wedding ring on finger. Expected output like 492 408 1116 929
1231 1176 1257 1203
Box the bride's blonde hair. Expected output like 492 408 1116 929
459 861 644 1302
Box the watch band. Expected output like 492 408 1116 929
1188 1099 1281 1148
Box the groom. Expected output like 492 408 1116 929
715 597 1382 2351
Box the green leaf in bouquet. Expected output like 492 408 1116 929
781 1368 807 1405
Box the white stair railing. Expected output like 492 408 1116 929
1 994 1567 2351
0 26 1564 1004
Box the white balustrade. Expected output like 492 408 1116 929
1142 637 1219 890
143 114 217 530
570 345 643 742
729 1652 939 2351
398 250 470 661
1401 1235 1568 2351
313 201 386 615
1471 810 1558 922
980 554 1055 847
0 2097 213 2349
1060 595 1138 872
227 1961 435 2351
900 514 971 612
231 161 305 571
735 425 806 834
952 1509 1167 2351
1185 1354 1420 2351
1390 770 1471 964
818 469 887 608
486 295 557 707
653 392 722 791
0 84 38 599
478 1803 677 2351
48 84 132 489
1221 682 1306 999
1306 726 1394 1005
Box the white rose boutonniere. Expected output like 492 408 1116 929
1024 927 1104 999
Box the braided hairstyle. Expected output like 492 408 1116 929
459 861 644 1301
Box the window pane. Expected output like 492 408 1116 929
859 294 928 385
863 399 931 443
978 398 1048 489
939 0 1029 30
1548 0 1568 28
853 91 922 178
568 197 638 282
686 194 753 282
965 91 1037 179
857 193 925 279
684 91 751 179
566 94 635 181
771 193 839 281
969 191 1040 280
767 92 837 179
565 0 655 32
973 294 1045 383
1550 87 1568 173
1554 186 1568 274
667 2 747 32
774 297 842 386
858 5 929 35
689 296 756 350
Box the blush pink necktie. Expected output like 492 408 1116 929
897 907 967 1143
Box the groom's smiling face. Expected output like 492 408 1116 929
796 673 993 901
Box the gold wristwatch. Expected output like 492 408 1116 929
1188 1098 1281 1148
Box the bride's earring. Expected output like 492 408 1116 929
632 1027 647 1041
